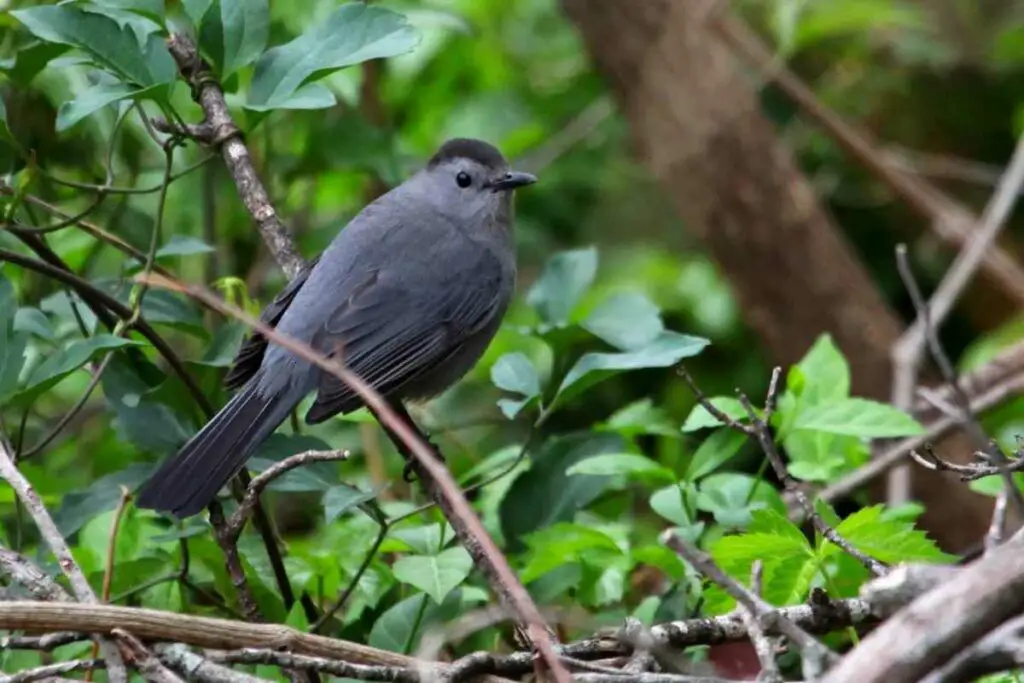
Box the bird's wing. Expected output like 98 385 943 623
304 248 505 424
223 256 320 391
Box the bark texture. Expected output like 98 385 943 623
561 0 992 550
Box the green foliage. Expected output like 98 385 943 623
3 0 1019 677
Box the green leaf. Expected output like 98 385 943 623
102 358 194 455
0 41 70 87
90 0 166 23
490 352 541 418
155 235 216 259
582 291 663 351
555 331 709 407
55 463 152 536
249 434 338 492
685 428 746 481
499 432 622 550
56 82 143 132
198 0 269 77
391 523 452 556
369 590 461 653
792 334 850 405
182 0 213 26
600 399 678 438
13 308 54 341
392 548 472 604
567 453 674 482
12 6 175 87
246 3 419 111
747 508 809 546
824 505 956 564
0 278 29 399
649 484 698 526
696 473 786 528
323 484 379 525
521 522 622 583
709 528 815 610
682 397 753 431
526 247 598 325
19 335 140 401
794 398 925 438
784 431 865 482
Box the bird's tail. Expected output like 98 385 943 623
135 383 294 518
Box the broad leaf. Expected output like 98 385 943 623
792 334 850 405
155 235 216 259
649 483 698 526
696 473 786 528
13 308 55 341
490 352 540 418
91 0 166 23
582 291 663 351
526 247 597 325
555 331 709 407
521 522 622 583
198 0 269 77
600 398 678 438
499 432 622 550
794 398 925 438
249 434 339 492
684 428 747 481
392 548 472 604
57 82 154 132
567 453 673 482
55 463 153 536
323 484 379 525
369 590 461 653
19 335 140 401
247 3 419 111
12 6 175 87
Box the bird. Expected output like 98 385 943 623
135 138 536 518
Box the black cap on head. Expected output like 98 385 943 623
428 138 507 171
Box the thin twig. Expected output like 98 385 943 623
661 531 837 676
895 243 1024 523
0 659 103 683
0 438 128 682
741 561 780 683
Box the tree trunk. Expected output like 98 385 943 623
561 0 992 551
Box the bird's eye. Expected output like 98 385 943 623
455 171 472 188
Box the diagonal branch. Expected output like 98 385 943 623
136 272 571 683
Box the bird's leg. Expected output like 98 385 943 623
372 400 446 482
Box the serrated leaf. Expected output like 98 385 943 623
526 247 597 325
582 291 664 351
198 0 269 77
794 398 925 438
392 548 472 604
824 505 956 564
710 530 816 608
555 331 709 407
793 334 850 405
19 335 140 400
682 397 754 431
567 453 673 482
747 508 810 546
246 3 419 111
521 522 622 583
12 6 174 87
685 428 746 481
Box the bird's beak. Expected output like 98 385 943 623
488 170 537 192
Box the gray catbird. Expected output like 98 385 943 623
135 138 535 518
